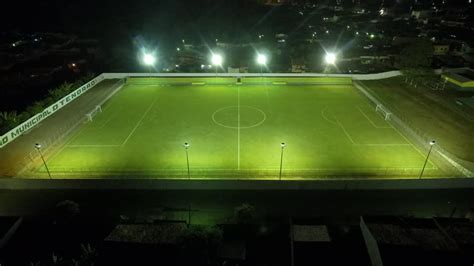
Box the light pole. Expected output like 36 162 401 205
35 143 52 179
279 142 286 181
183 142 191 226
211 53 223 78
257 53 267 76
183 142 190 180
419 140 436 179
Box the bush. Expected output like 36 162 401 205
234 203 257 225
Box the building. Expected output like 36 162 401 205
433 44 450 56
442 69 474 90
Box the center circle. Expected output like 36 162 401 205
212 106 266 129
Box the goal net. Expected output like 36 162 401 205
86 105 102 122
375 104 392 121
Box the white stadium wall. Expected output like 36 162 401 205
0 71 401 149
102 71 401 80
0 74 105 149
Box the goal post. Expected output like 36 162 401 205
375 104 392 121
86 105 102 122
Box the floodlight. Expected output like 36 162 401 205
325 53 336 64
281 142 286 148
143 53 156 66
257 54 267 65
183 142 190 149
429 140 436 146
35 143 42 149
211 54 223 66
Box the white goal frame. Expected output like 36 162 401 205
375 104 392 121
86 105 102 122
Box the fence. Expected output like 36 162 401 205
32 166 445 180
21 79 126 175
0 74 106 149
102 71 402 80
353 81 473 177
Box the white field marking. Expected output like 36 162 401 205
49 167 438 173
212 106 266 129
46 120 92 163
121 98 158 147
387 120 431 160
320 107 338 125
97 113 116 129
357 106 392 129
237 86 241 170
264 82 272 114
67 144 121 148
353 143 411 146
329 109 412 146
331 113 356 144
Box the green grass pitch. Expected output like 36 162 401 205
39 77 441 179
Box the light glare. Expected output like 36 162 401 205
143 54 156 66
257 54 267 65
211 54 223 66
325 53 336 64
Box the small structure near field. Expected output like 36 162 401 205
442 69 474 90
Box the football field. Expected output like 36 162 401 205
37 77 441 179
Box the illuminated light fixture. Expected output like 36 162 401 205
325 53 336 64
35 143 52 179
419 140 436 179
279 142 286 181
257 54 267 65
211 53 223 66
143 53 156 66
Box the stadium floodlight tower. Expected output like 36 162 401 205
142 53 156 74
35 143 52 179
279 142 286 181
256 53 267 76
325 52 337 65
211 53 223 77
419 140 436 179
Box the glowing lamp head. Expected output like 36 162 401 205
257 54 267 65
35 143 42 149
430 140 436 146
183 142 190 149
325 53 336 64
211 54 223 66
281 142 286 148
143 53 156 66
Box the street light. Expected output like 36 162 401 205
419 140 436 179
183 142 191 226
325 52 336 65
211 53 223 76
256 53 267 76
183 142 190 180
279 142 286 181
35 143 52 179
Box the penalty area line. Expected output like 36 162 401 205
121 98 158 147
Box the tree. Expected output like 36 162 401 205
54 200 80 224
398 39 433 69
178 225 223 265
0 111 19 134
234 203 257 225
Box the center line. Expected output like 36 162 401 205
237 86 241 170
